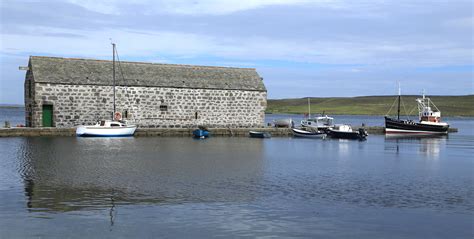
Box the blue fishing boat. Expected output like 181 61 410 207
193 126 209 138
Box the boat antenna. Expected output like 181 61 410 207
397 81 401 120
112 41 116 120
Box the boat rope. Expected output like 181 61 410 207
430 97 441 112
401 97 410 120
407 105 417 116
385 97 398 116
114 47 138 123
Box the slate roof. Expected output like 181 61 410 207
29 56 266 91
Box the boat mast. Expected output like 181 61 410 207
397 82 401 120
112 42 116 120
308 97 311 118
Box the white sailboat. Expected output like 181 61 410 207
76 43 137 137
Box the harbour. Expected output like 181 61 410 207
1 0 473 237
1 115 473 238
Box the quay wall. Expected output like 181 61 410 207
0 127 458 137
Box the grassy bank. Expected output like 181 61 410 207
267 95 474 116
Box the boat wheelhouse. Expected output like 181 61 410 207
301 115 334 131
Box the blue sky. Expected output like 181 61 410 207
0 0 473 104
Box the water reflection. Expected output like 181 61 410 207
384 134 447 158
16 137 265 213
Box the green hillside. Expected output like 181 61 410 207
267 95 474 116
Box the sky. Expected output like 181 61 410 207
0 0 473 104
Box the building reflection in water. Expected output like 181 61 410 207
17 137 265 221
384 134 447 158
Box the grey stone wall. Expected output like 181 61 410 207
24 69 35 127
27 83 267 128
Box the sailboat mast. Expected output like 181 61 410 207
397 82 401 120
308 97 311 118
112 43 116 119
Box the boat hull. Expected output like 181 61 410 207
76 125 137 137
292 128 326 139
328 129 366 140
249 131 271 138
193 129 209 138
385 117 449 134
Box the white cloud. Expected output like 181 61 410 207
66 0 340 15
2 25 470 69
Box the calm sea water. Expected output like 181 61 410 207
1 108 473 238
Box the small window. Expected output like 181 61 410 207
160 105 168 111
111 123 120 127
195 112 198 120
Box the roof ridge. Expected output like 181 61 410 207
30 55 256 71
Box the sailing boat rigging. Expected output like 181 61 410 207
76 43 137 137
384 85 449 134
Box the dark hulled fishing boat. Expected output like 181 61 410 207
249 131 272 138
327 124 368 140
385 89 449 134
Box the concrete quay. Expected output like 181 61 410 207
0 126 457 137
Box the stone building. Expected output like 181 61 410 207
24 56 267 128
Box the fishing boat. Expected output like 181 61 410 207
385 87 449 134
249 131 272 138
273 118 294 128
193 126 209 138
327 124 368 140
292 128 326 139
300 98 334 131
301 115 334 131
76 43 137 137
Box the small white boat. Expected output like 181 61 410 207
292 128 326 139
301 115 334 131
301 98 334 131
76 120 137 137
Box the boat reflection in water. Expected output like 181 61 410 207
17 137 265 214
384 134 447 158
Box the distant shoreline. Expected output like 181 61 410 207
267 95 474 117
0 105 23 109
